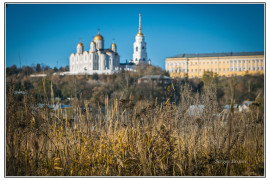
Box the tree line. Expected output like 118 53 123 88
6 64 69 76
6 64 264 111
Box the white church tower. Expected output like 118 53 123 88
133 13 148 65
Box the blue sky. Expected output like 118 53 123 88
6 3 264 69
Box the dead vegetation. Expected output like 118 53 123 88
6 81 264 176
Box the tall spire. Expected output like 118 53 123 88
139 13 141 34
137 13 143 36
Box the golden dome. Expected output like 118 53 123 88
136 32 144 36
111 42 116 47
91 41 96 45
77 42 84 46
93 32 104 41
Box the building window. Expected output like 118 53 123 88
239 68 241 71
142 46 144 49
261 67 264 70
136 47 138 52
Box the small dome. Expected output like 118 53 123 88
93 32 104 41
136 32 144 36
91 41 96 45
111 42 116 47
77 42 84 46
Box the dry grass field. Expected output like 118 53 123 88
6 82 264 176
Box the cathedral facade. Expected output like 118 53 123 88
69 32 120 75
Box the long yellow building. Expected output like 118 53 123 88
165 52 264 78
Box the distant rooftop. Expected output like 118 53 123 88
139 75 172 80
169 51 264 59
120 62 135 66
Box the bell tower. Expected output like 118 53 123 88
132 13 147 65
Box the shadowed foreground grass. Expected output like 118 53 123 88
6 84 264 176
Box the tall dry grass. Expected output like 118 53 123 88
6 82 264 176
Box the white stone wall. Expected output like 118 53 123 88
133 35 147 64
94 40 104 50
77 45 83 54
90 42 96 52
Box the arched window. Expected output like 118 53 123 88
142 46 144 49
136 47 138 52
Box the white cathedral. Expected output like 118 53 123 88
68 13 149 75
69 32 120 75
